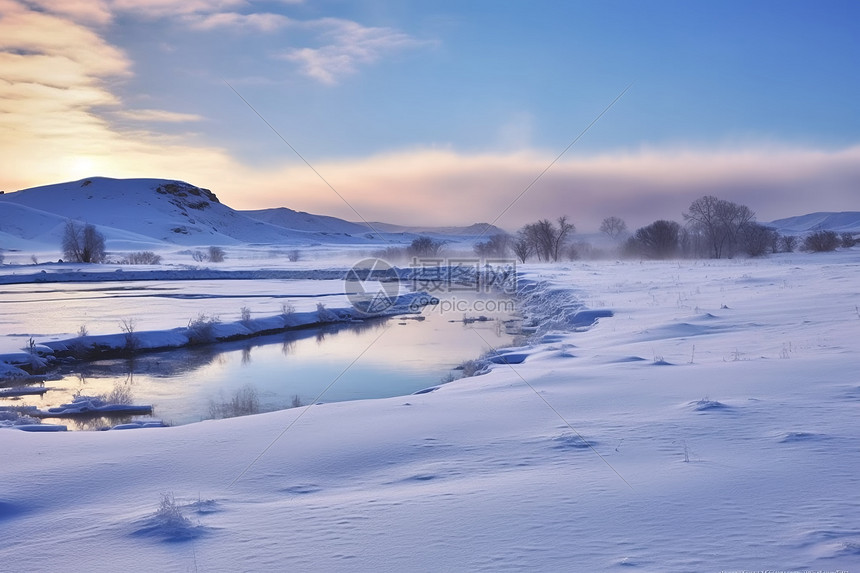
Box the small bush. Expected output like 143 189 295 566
802 230 840 252
841 233 857 248
208 246 226 263
290 394 303 408
123 251 162 265
208 384 261 418
316 302 339 322
119 318 139 352
155 493 192 529
187 313 220 344
240 306 252 325
288 249 301 262
458 358 487 377
103 382 133 405
778 234 798 253
407 236 445 258
281 302 296 317
191 250 207 262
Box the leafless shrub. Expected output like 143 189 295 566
155 493 192 529
103 382 133 405
208 384 261 418
280 302 296 317
407 236 445 258
458 358 487 377
802 230 840 252
123 251 162 265
316 302 338 322
187 313 220 344
207 246 226 262
119 318 139 352
778 234 798 253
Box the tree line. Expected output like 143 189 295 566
474 195 855 262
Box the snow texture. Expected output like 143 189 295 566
1 251 859 571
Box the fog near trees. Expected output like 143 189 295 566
476 195 853 263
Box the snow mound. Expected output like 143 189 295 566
131 494 208 542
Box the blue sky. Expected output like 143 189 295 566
1 0 858 229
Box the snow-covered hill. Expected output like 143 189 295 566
360 221 507 237
768 211 860 234
0 177 380 249
0 177 506 254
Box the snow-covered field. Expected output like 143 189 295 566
2 251 859 571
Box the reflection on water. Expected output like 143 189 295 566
12 297 517 429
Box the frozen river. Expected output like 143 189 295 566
1 278 517 428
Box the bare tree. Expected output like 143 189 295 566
521 216 574 262
630 220 681 259
62 220 106 263
511 232 532 263
407 236 444 258
600 216 628 240
552 216 575 261
683 196 755 258
522 220 553 261
474 233 511 258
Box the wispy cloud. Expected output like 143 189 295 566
23 0 113 25
187 12 292 32
0 1 223 189
281 18 425 84
114 109 204 122
109 0 246 19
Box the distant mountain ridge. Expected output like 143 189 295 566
767 212 860 234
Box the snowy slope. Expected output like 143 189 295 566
768 211 860 234
241 207 371 235
243 208 508 238
0 177 373 247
